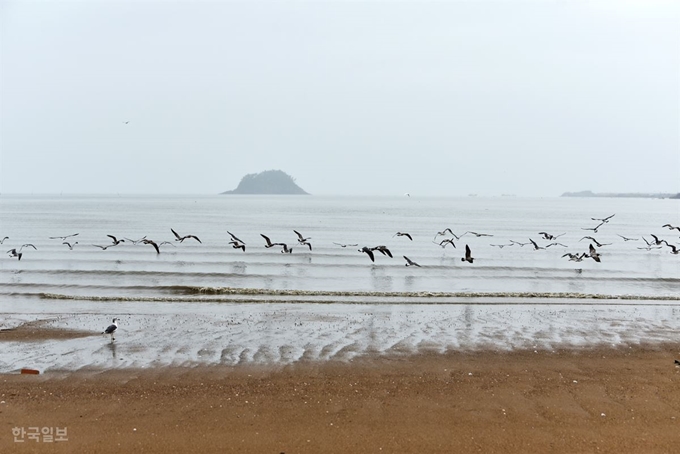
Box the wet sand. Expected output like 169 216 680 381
2 345 680 453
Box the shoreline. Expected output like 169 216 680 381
3 301 680 372
2 346 680 453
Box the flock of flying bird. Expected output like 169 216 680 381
3 214 679 265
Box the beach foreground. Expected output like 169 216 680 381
2 345 679 453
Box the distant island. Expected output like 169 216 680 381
561 190 680 199
221 170 309 195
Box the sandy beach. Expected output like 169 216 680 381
2 344 680 453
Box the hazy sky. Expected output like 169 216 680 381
1 0 678 196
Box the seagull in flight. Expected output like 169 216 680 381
545 242 568 248
538 232 564 241
227 231 245 245
403 256 421 267
261 234 284 249
62 241 78 250
662 224 680 232
661 241 679 255
562 252 586 262
141 238 161 254
617 234 638 242
50 233 79 241
438 238 456 249
171 228 201 243
588 244 601 262
371 245 393 258
359 246 375 262
463 231 493 238
7 244 37 260
650 234 664 246
592 214 615 223
293 230 312 250
509 240 531 247
124 236 148 245
393 232 413 241
529 238 544 250
637 237 662 251
0 236 8 244
579 237 611 247
107 235 126 246
333 242 358 248
433 228 461 241
461 244 474 263
581 222 605 233
229 240 246 252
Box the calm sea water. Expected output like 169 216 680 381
0 195 678 304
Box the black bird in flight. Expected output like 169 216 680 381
529 238 544 250
650 234 664 246
227 231 245 245
538 232 564 241
433 228 460 241
359 246 375 262
393 232 413 241
588 244 601 262
592 214 615 223
403 256 421 267
293 230 312 250
141 238 161 254
579 236 611 248
562 252 586 262
107 235 126 246
581 221 605 233
7 244 37 260
171 229 201 243
461 244 474 263
637 237 661 251
229 240 246 252
371 245 393 258
438 238 456 249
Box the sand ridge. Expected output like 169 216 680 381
2 346 680 453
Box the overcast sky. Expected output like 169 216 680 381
1 0 678 196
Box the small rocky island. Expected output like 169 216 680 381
221 170 309 195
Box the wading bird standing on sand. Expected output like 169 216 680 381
103 318 119 342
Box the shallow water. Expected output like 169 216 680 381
1 195 678 371
2 300 679 371
1 195 678 300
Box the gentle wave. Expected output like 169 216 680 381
39 289 680 302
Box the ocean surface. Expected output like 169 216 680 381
1 195 678 302
1 195 679 371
